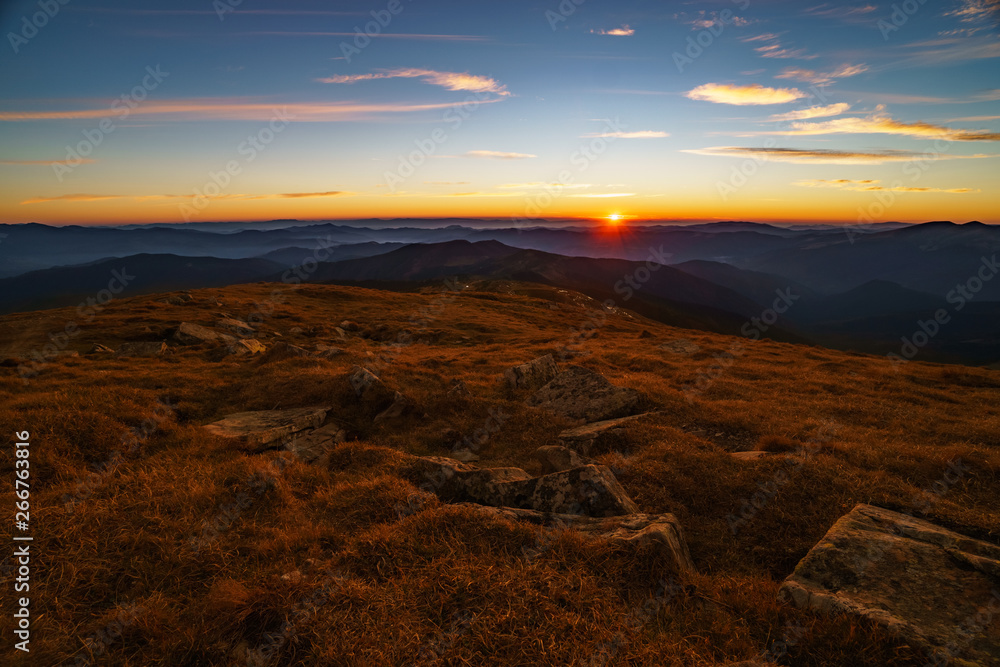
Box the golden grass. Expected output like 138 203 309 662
1 281 998 665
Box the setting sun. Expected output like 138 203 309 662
607 214 623 225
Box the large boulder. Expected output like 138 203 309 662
529 366 640 423
503 354 559 391
115 341 168 358
203 406 329 451
462 504 695 574
174 322 236 346
226 339 266 356
409 457 638 518
346 366 396 415
779 504 1000 665
285 423 346 464
216 317 256 337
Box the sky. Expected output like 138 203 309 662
0 0 998 226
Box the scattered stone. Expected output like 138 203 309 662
313 344 344 359
503 354 558 392
115 341 169 358
333 327 347 339
534 445 590 474
779 504 1000 664
339 320 360 332
557 413 651 455
203 406 329 451
373 391 415 423
259 341 311 363
529 366 640 424
87 344 115 355
639 330 653 339
216 317 256 337
286 423 346 464
226 339 266 356
450 449 480 463
290 327 304 334
280 570 303 584
447 379 471 397
462 504 694 574
162 293 193 306
659 339 700 356
173 322 236 346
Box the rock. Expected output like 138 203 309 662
313 344 344 359
373 391 415 423
346 366 396 414
534 445 589 474
115 342 169 358
530 366 640 424
216 317 256 337
557 413 651 455
174 322 236 346
779 504 1000 664
447 379 471 397
162 293 193 306
461 504 694 573
731 450 775 461
259 341 311 362
410 457 638 517
280 570 303 584
333 327 346 339
203 406 329 451
503 354 558 392
87 344 115 355
226 339 266 356
639 330 653 339
659 339 700 356
450 449 480 463
339 320 360 332
286 423 346 464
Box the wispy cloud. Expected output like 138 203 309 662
461 150 536 159
767 103 851 121
0 158 97 166
945 0 1000 23
754 43 818 59
318 68 510 96
741 33 782 43
581 130 669 139
795 179 978 193
0 98 500 123
686 83 806 105
802 4 878 21
775 64 868 85
569 192 636 198
759 109 1000 141
591 25 635 36
21 191 353 205
683 146 1000 164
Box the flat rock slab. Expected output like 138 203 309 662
558 413 652 455
203 407 330 450
534 445 590 474
286 423 346 464
174 322 236 345
529 366 640 424
216 317 256 337
410 456 638 517
503 354 558 391
115 342 168 358
461 504 694 574
779 504 1000 664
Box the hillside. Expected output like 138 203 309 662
1 282 998 666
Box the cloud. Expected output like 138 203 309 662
462 150 536 159
0 98 503 123
754 43 818 59
591 25 635 36
686 83 807 105
741 33 782 42
802 4 878 20
795 179 978 193
318 68 510 96
945 0 1000 23
0 158 97 166
767 103 851 121
569 193 636 198
498 182 591 189
21 191 353 205
775 63 868 85
683 146 1000 164
761 109 1000 141
581 130 669 139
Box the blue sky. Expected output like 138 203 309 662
0 0 998 224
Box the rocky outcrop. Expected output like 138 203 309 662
87 343 115 355
216 317 256 337
534 445 590 474
503 354 559 391
779 504 1000 665
409 457 638 517
174 322 236 346
259 341 310 362
462 504 694 574
226 339 266 356
557 413 651 455
373 391 416 423
203 406 329 451
529 366 640 423
346 366 396 414
115 341 168 358
285 423 346 464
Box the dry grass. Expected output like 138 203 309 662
0 281 998 665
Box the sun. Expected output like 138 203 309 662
606 213 623 225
